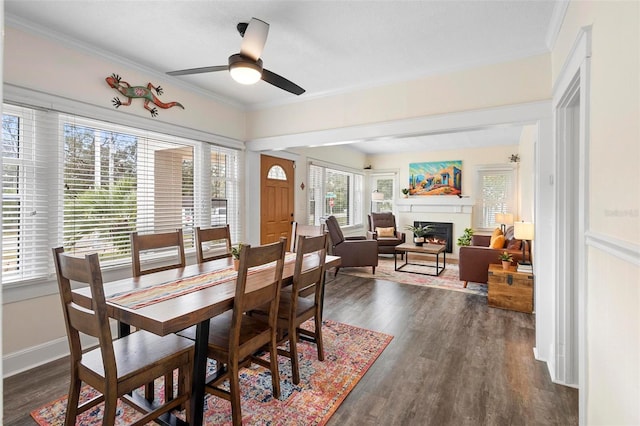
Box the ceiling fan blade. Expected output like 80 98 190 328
240 18 269 61
262 69 305 95
166 65 228 76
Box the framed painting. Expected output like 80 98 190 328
409 161 462 196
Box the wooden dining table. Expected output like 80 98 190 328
73 253 340 426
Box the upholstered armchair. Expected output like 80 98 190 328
458 226 526 286
366 212 405 258
324 215 378 276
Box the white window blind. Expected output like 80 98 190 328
307 162 363 227
61 115 195 263
474 165 518 230
209 145 242 243
2 105 52 282
2 102 242 285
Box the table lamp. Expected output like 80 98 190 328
495 212 514 233
513 221 534 266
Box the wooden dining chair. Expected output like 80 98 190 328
194 225 232 263
290 221 325 253
51 247 194 426
178 237 287 426
130 229 186 277
253 233 329 384
130 228 186 401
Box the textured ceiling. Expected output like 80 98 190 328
6 0 558 153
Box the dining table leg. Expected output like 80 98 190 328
190 319 210 426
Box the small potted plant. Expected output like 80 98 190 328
456 227 474 247
404 224 432 246
231 243 244 270
401 188 410 198
498 251 513 270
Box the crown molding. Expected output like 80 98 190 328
545 0 570 50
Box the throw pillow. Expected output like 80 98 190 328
506 239 522 250
491 227 503 238
376 227 395 237
490 235 505 249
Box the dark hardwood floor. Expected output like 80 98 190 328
3 273 578 425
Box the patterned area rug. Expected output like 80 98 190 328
31 320 392 426
337 256 487 296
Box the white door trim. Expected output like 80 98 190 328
552 25 591 424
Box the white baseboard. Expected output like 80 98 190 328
3 324 117 378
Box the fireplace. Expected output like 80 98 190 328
413 221 454 253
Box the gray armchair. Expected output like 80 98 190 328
324 215 378 276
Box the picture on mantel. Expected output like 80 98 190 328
409 161 462 196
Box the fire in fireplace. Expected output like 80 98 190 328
413 221 454 253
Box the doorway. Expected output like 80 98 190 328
260 155 295 244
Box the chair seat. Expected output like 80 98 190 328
253 295 315 324
81 330 193 390
376 236 403 246
178 311 272 360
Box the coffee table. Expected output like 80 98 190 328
394 242 446 276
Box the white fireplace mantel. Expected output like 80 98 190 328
396 196 475 214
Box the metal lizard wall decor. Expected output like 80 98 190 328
105 73 184 117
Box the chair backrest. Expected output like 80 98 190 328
231 237 287 346
324 215 345 247
195 225 232 263
369 212 397 232
130 229 186 277
291 233 329 305
52 247 117 378
290 222 326 252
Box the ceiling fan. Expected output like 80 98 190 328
167 18 305 96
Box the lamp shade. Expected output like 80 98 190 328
513 221 534 241
371 190 385 201
495 212 514 225
503 213 514 225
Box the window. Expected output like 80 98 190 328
308 162 363 227
474 164 518 230
1 103 242 285
371 172 397 213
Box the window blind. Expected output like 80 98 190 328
475 166 517 230
2 105 52 282
2 103 242 284
307 162 363 227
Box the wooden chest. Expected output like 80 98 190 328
487 264 533 313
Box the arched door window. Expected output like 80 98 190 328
267 165 287 180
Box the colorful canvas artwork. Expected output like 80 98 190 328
409 161 462 196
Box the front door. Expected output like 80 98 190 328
260 155 294 245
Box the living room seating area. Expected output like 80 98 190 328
458 226 526 287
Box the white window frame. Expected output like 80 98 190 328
474 163 519 231
307 160 364 229
370 171 398 215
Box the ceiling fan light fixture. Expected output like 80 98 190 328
228 54 263 85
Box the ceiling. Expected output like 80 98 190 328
5 0 559 154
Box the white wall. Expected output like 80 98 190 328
247 54 551 139
552 1 640 424
4 26 246 141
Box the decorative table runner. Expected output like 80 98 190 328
109 252 298 310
